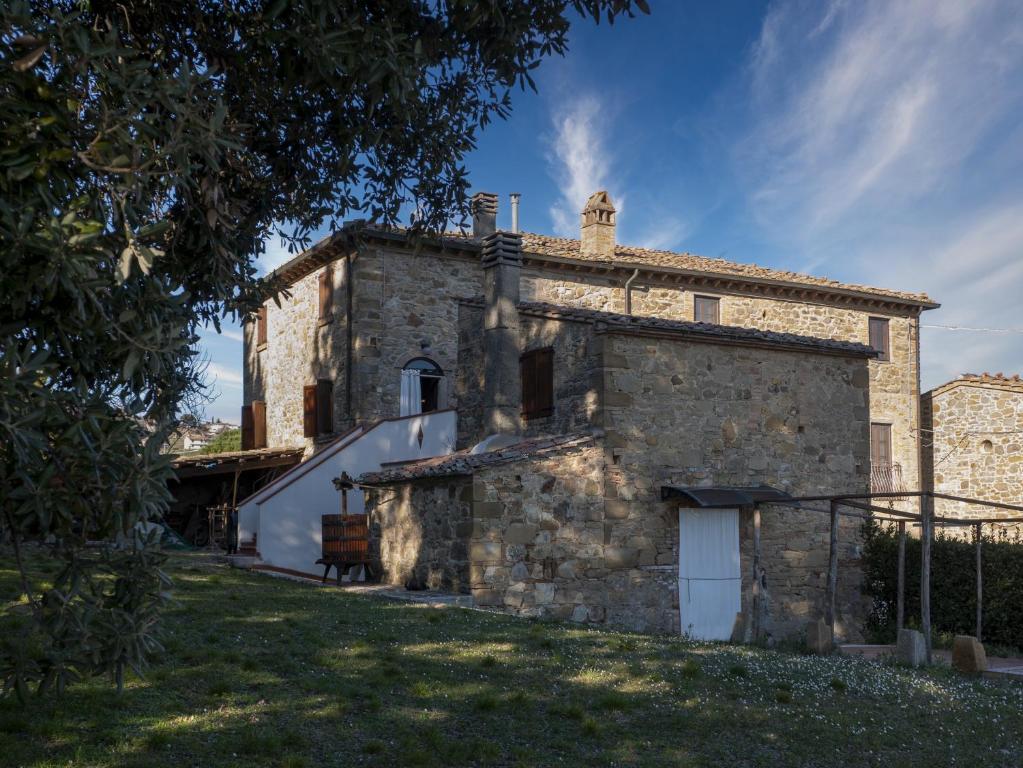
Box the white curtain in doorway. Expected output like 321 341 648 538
678 508 741 641
399 368 422 416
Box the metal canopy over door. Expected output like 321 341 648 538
678 508 741 640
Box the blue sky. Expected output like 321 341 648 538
198 0 1023 423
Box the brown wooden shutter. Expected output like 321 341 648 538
521 352 537 417
252 400 267 449
870 423 892 467
316 379 333 435
241 405 254 450
303 385 317 438
256 306 268 347
869 317 890 361
520 348 554 419
535 348 553 417
694 296 720 324
318 266 333 321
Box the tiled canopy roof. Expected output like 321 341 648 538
459 298 877 358
357 432 595 486
519 232 935 306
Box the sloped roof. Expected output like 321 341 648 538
519 232 935 306
269 224 936 310
357 432 596 486
927 372 1023 397
459 298 877 358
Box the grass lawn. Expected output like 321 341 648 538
1 554 1021 768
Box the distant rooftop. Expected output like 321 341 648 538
927 372 1023 397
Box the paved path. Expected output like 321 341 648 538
840 643 1023 680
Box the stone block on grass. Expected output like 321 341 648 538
895 628 926 667
952 635 987 674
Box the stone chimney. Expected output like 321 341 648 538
481 231 522 435
580 190 616 260
472 192 498 238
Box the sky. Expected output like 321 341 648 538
198 0 1023 423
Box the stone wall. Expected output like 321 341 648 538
365 477 474 592
521 267 921 503
597 330 873 640
923 379 1023 531
349 247 482 425
243 258 349 450
455 303 603 448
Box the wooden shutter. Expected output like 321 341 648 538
316 379 333 435
535 348 553 417
318 266 333 321
252 400 267 449
869 317 890 361
241 405 254 450
870 423 892 467
256 306 268 348
694 296 720 324
303 385 317 438
520 348 554 419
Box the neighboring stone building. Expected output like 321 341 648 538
922 373 1023 529
240 190 937 642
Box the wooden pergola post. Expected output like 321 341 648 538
896 520 906 632
825 500 839 628
751 505 762 643
975 522 983 642
920 493 933 662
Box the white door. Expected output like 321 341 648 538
678 508 741 640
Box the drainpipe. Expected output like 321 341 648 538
624 268 640 315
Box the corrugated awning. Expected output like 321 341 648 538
660 485 794 508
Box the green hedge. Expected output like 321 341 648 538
862 521 1023 651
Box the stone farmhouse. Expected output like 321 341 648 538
922 373 1023 530
238 191 938 642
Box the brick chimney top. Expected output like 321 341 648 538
581 190 615 260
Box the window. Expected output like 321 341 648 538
520 348 554 420
869 317 890 362
400 358 444 415
870 423 892 467
256 306 268 350
318 265 333 323
694 295 720 324
303 380 334 438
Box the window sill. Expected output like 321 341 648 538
522 411 554 421
257 343 267 353
318 314 333 327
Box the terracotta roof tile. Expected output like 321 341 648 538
358 432 596 485
927 372 1023 396
519 232 935 305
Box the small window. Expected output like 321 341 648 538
694 295 720 324
318 266 333 323
303 380 333 438
980 439 993 454
870 423 892 467
521 348 554 420
256 306 268 350
869 317 890 362
400 358 444 416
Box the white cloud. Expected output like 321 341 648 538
219 328 244 343
207 362 243 390
258 235 299 275
546 95 620 236
736 0 1023 386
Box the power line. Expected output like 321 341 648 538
921 323 1023 334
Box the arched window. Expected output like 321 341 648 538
400 357 444 416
